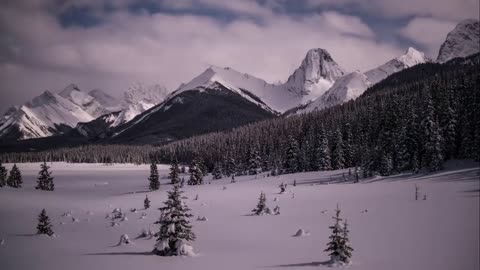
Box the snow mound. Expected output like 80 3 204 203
0 239 5 245
72 217 80 223
196 216 208 221
175 240 196 256
117 234 132 245
293 229 310 237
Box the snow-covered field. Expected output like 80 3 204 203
0 161 478 270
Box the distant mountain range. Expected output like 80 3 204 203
0 19 478 147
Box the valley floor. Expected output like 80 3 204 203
0 161 479 270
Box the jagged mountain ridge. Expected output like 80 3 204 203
437 19 480 63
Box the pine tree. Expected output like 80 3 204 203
188 160 203 185
213 163 222 179
0 162 7 188
153 184 195 256
144 195 151 209
325 204 344 263
36 161 55 191
148 161 160 191
331 129 345 170
317 126 331 170
252 191 269 215
37 209 54 236
339 220 354 263
226 157 236 177
248 148 261 175
285 135 300 173
7 164 22 188
421 93 444 172
169 158 180 185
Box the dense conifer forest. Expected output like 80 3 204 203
1 55 479 177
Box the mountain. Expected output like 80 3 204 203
88 89 119 108
108 50 347 144
0 90 94 141
290 47 427 114
58 84 109 118
75 111 122 139
364 47 428 85
437 19 480 63
109 81 276 144
284 48 346 99
108 83 168 127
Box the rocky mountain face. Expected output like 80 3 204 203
437 19 480 63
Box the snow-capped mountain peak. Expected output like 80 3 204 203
397 47 428 67
88 89 119 108
437 19 480 63
284 48 346 98
364 47 427 85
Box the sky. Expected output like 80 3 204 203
0 0 478 112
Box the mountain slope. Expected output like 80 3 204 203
437 19 480 63
365 47 428 85
109 82 276 144
0 91 94 141
290 47 427 115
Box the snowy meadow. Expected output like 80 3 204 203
0 161 479 270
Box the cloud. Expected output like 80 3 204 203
305 0 479 20
0 0 411 113
399 17 457 57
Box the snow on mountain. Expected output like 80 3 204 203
0 91 94 140
365 47 428 85
292 47 426 115
294 71 371 114
284 48 346 98
58 84 110 118
169 66 281 113
437 19 480 63
168 49 346 114
109 83 169 127
88 89 120 108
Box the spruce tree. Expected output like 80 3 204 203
188 160 203 185
421 93 444 172
7 164 22 188
169 158 180 185
325 205 344 263
339 220 354 263
213 163 222 179
248 148 261 175
37 209 54 236
331 129 345 170
154 184 195 256
36 161 55 191
144 195 151 209
0 162 7 188
252 191 269 215
285 135 300 173
148 161 160 191
317 126 331 170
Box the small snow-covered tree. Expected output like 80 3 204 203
188 160 203 185
144 195 151 209
252 191 269 215
169 158 180 185
148 161 160 191
339 220 354 264
325 204 352 264
7 164 22 188
153 184 196 256
0 162 7 187
37 209 54 236
213 163 222 179
36 161 55 191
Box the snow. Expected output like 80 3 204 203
292 47 427 115
295 71 371 114
0 161 478 270
437 19 480 63
365 47 427 85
